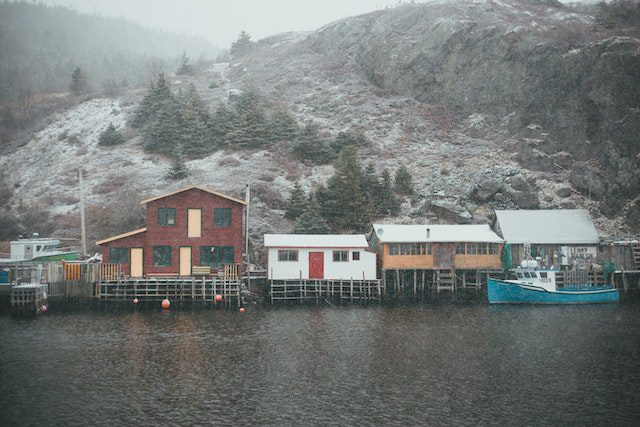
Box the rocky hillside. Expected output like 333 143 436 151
1 0 639 259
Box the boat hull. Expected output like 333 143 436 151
487 278 620 304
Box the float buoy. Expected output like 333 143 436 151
161 299 170 309
133 298 139 304
39 305 47 313
239 307 245 313
214 294 223 302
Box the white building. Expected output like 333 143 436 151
264 234 377 280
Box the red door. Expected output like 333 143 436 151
309 252 324 279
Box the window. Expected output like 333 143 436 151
352 251 360 261
467 243 478 255
278 250 298 262
153 246 172 266
214 208 232 227
158 208 176 226
201 246 235 267
455 243 466 254
478 243 488 255
109 247 129 263
389 243 429 256
488 244 499 255
540 272 548 278
333 250 349 262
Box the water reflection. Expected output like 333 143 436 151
1 303 640 425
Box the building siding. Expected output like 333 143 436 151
267 247 377 280
99 188 244 276
380 243 503 270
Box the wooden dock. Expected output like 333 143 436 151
269 279 382 304
97 277 242 307
10 284 48 317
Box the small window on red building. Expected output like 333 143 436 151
214 208 232 227
158 208 176 226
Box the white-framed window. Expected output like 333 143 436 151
333 250 349 262
278 250 298 262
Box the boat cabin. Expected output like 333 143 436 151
0 235 77 264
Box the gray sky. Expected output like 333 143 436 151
40 0 420 48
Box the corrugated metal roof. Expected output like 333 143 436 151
494 209 600 244
264 234 369 248
372 224 503 243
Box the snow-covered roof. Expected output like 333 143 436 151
494 209 600 244
96 228 147 245
372 224 503 243
140 185 247 205
264 234 369 248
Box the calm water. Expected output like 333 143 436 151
2 301 640 426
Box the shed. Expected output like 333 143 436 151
264 234 376 280
493 209 600 267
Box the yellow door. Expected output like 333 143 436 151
187 209 201 238
179 247 192 276
130 248 143 277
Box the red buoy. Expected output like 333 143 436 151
39 305 47 313
214 294 223 302
161 299 170 309
239 307 245 313
133 298 139 304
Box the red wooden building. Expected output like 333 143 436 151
97 186 246 277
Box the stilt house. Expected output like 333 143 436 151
493 209 600 268
97 186 246 277
370 224 504 274
264 234 377 280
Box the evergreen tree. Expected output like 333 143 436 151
380 169 400 216
70 66 87 95
362 163 383 217
131 74 175 129
230 31 255 59
330 130 367 153
394 165 414 195
209 102 238 147
176 51 194 76
166 145 188 180
142 96 180 155
228 88 267 147
177 84 211 157
98 122 125 146
293 197 329 234
291 121 335 164
268 108 299 144
285 182 307 219
323 146 370 231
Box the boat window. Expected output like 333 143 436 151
540 272 547 278
523 272 531 278
516 273 523 279
36 245 42 251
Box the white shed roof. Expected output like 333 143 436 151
264 234 369 248
494 209 600 244
372 224 503 243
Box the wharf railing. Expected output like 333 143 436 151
269 279 382 304
97 276 242 307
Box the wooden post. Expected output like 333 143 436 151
350 278 354 303
396 269 400 295
413 270 417 296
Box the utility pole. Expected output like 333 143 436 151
245 184 251 290
79 168 87 258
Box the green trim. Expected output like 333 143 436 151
157 207 176 226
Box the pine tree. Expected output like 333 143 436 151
176 51 194 76
268 108 299 144
177 84 211 158
98 122 125 146
291 121 335 164
362 163 383 217
209 103 238 147
285 182 307 219
70 66 87 95
142 97 180 155
293 197 329 234
380 169 400 216
230 31 255 59
394 165 414 195
330 130 367 153
131 74 175 129
323 146 370 232
228 88 267 147
166 145 189 180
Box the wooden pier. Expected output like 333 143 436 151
270 279 382 304
10 284 48 317
97 277 242 307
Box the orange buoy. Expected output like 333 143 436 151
214 294 223 302
39 305 47 313
133 298 139 304
239 307 245 313
161 299 170 309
